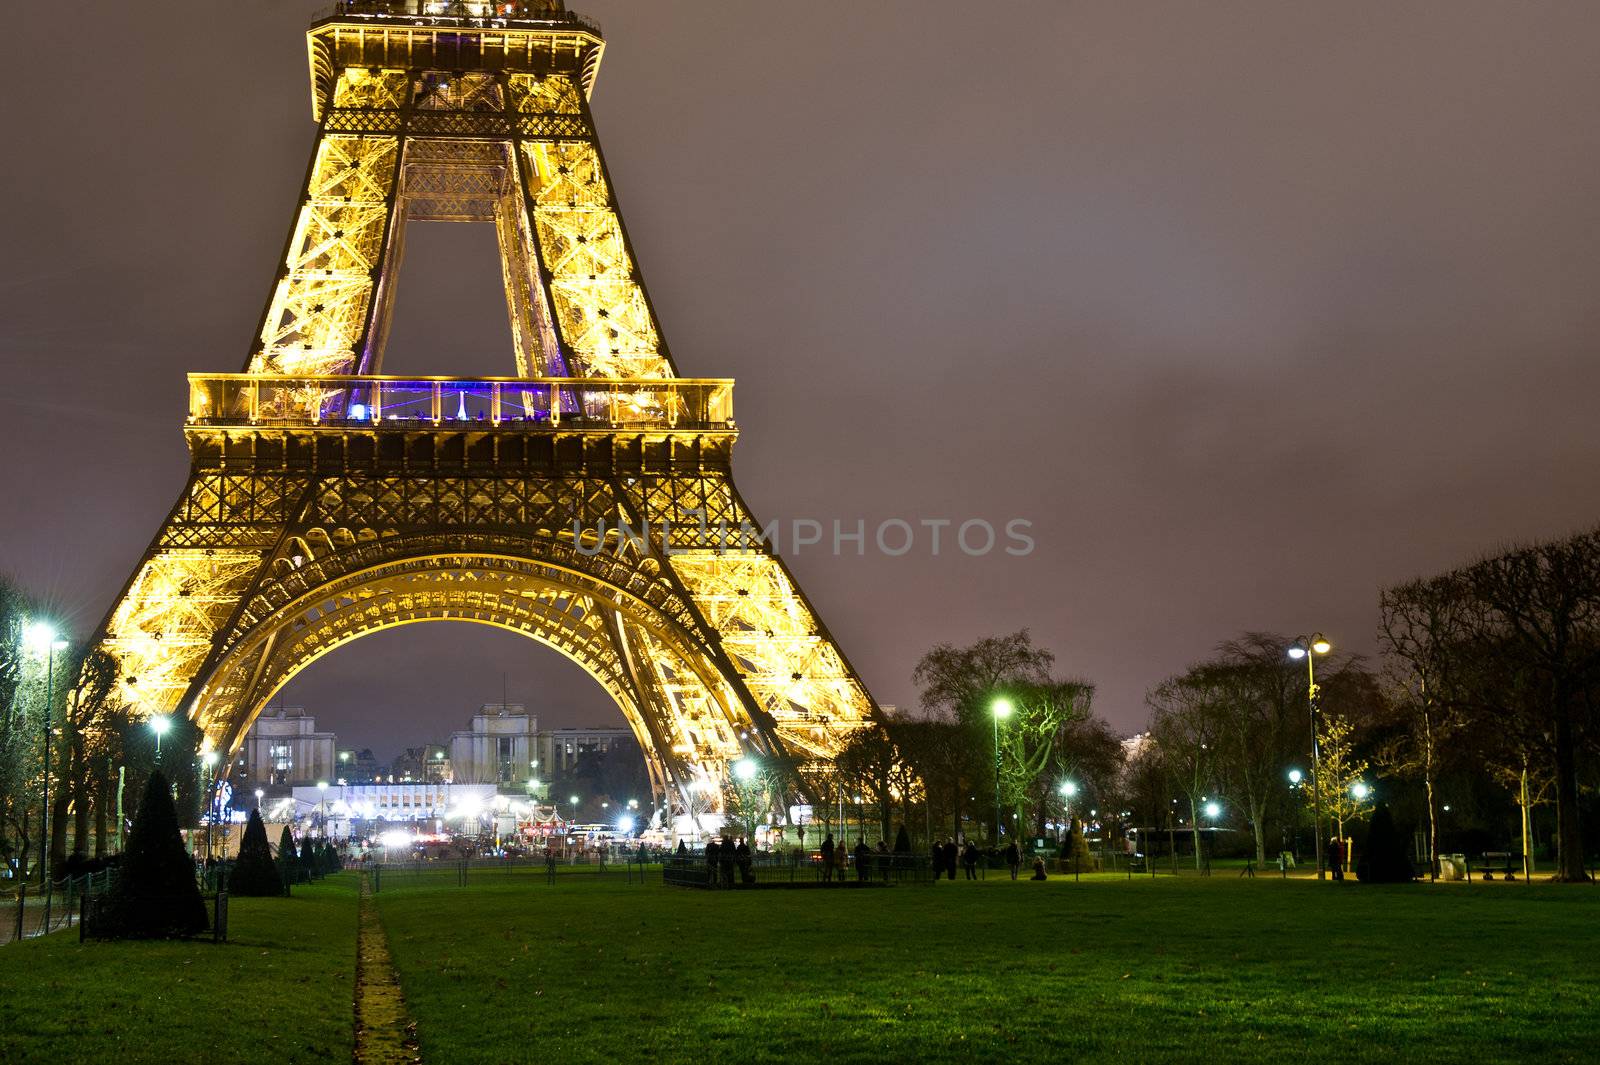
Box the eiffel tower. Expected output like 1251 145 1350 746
90 0 878 813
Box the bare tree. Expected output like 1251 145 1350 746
1460 531 1600 881
51 647 121 869
836 722 902 841
0 577 34 877
1377 574 1473 877
995 678 1094 839
1147 671 1223 869
912 630 1054 840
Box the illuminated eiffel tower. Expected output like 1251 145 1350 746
90 0 878 813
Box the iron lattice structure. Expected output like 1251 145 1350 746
91 0 879 812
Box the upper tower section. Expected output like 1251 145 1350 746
307 0 605 120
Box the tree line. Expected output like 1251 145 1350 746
818 526 1600 881
0 574 201 885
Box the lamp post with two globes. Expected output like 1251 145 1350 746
1288 634 1333 880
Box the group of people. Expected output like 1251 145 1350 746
817 834 895 883
680 837 755 888
930 839 1049 881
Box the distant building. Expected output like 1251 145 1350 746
288 781 499 839
539 725 634 774
390 743 450 784
336 747 383 784
449 704 539 785
239 706 336 787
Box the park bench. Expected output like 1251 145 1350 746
1478 852 1516 881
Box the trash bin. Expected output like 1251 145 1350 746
1439 854 1465 881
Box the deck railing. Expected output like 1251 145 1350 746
320 1 602 35
187 374 734 432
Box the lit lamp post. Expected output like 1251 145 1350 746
1203 800 1222 870
991 697 1014 844
1286 768 1303 863
201 751 220 861
24 622 69 927
1058 780 1078 846
733 757 759 839
254 788 264 812
1288 634 1333 880
149 714 173 763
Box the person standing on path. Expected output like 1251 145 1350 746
854 838 870 883
1005 840 1021 880
820 833 836 883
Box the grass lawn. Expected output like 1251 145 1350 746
0 875 358 1065
375 874 1600 1064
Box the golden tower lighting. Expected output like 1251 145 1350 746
87 0 879 820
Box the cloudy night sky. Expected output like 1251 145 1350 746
4 1 1600 760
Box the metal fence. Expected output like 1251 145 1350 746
79 888 228 944
664 853 936 889
369 855 653 892
4 868 121 943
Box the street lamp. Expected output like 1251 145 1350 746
24 622 68 926
149 714 173 760
200 751 220 861
1350 781 1371 801
1058 779 1079 838
733 757 759 783
1288 633 1333 880
991 697 1014 843
254 788 264 811
1287 768 1303 787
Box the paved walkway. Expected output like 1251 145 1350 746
0 895 77 946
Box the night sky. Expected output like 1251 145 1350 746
5 2 1600 760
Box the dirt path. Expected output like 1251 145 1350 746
354 874 420 1064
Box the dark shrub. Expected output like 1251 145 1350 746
102 769 208 938
229 809 285 896
277 826 302 889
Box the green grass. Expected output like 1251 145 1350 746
375 874 1600 1064
2 871 1594 1063
0 876 358 1065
